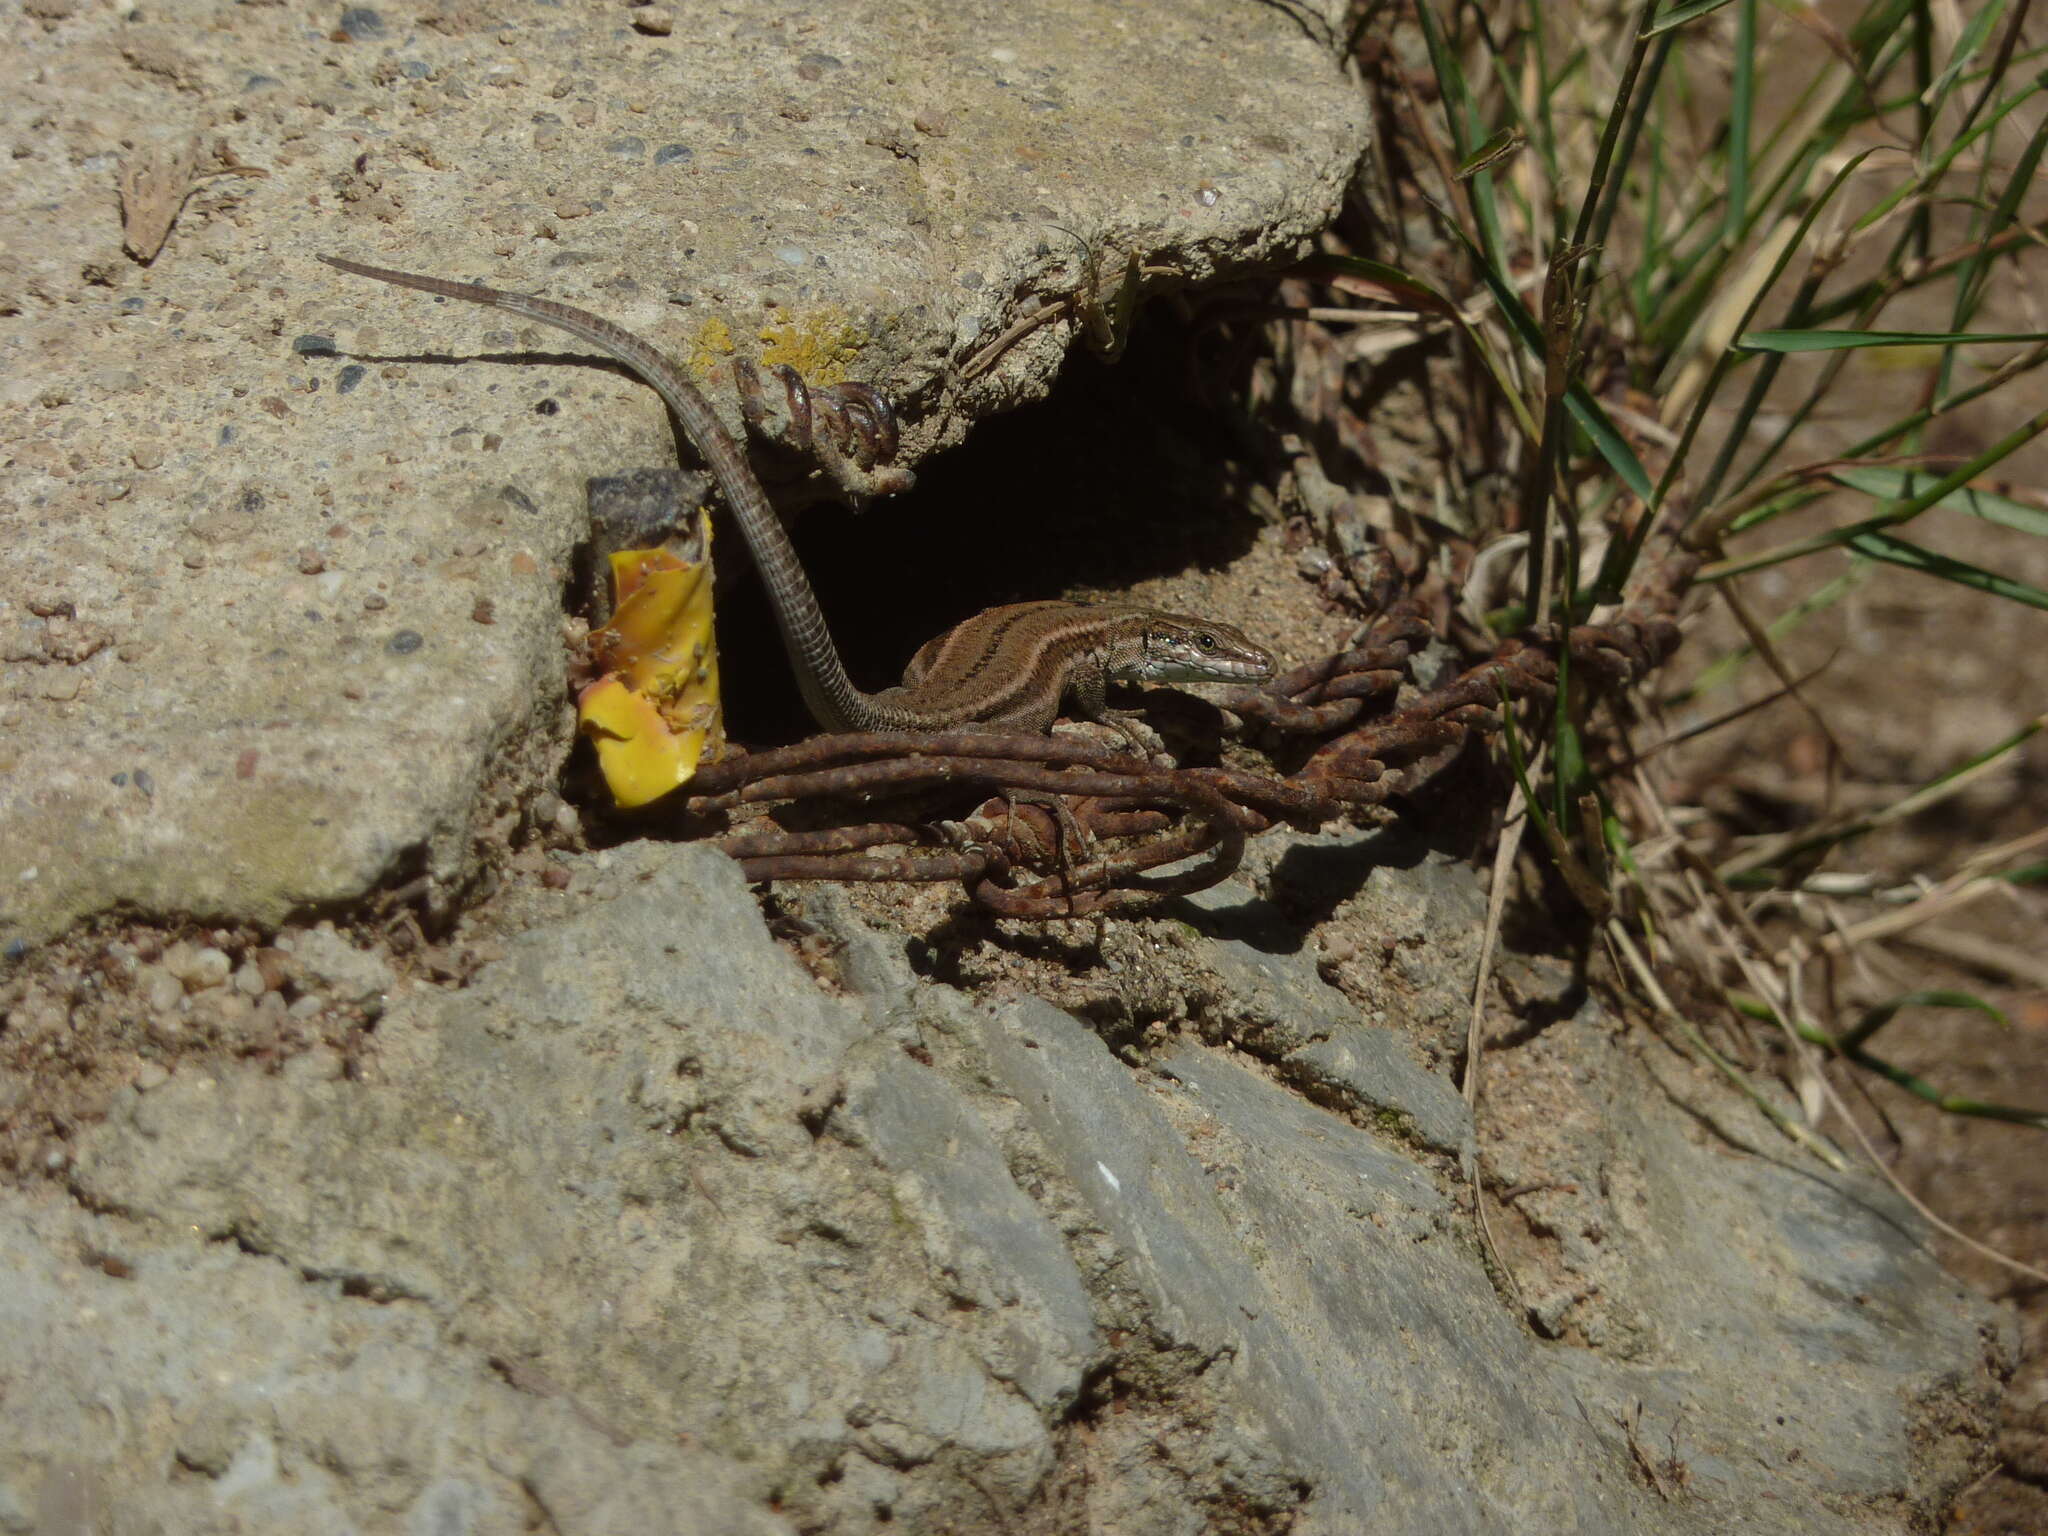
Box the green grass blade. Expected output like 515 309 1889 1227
1435 220 1657 503
1852 69 2048 232
1669 571 1860 700
1830 466 2048 538
1951 107 2048 332
1927 0 2011 115
1597 146 1888 596
1720 719 2045 883
1846 531 2048 610
1839 989 2008 1051
1415 0 1512 271
1704 396 2048 578
1737 328 2048 352
1735 341 2048 512
1645 0 1737 36
1726 0 1753 242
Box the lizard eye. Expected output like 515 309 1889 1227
1196 632 1217 650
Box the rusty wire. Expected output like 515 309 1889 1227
733 358 915 503
678 553 1694 918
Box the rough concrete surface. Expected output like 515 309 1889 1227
0 2 2013 1533
0 0 1365 945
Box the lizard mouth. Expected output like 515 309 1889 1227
1147 656 1275 684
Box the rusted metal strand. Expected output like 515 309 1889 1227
716 822 935 859
715 756 1250 899
737 849 998 886
684 570 1691 916
686 729 1148 800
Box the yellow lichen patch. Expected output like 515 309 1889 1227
688 315 736 376
576 531 725 808
756 309 866 388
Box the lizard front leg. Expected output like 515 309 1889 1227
1064 665 1162 757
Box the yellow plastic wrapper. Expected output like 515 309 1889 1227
576 520 725 808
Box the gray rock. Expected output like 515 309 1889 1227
7 841 2009 1531
1184 875 1475 1157
287 922 396 1006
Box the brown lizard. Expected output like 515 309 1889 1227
321 255 1276 739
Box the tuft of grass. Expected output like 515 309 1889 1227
1323 0 2048 1270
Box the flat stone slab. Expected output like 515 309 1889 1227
0 0 1367 947
4 842 2005 1532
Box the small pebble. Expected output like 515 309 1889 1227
134 1062 171 1092
293 335 337 357
337 365 367 395
253 947 292 991
605 136 647 161
653 143 692 166
141 966 183 1014
289 994 326 1020
131 443 164 470
632 6 674 35
541 866 572 890
233 963 267 998
388 628 424 655
297 549 326 575
338 7 386 40
192 990 254 1030
188 946 232 991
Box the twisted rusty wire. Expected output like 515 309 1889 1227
734 358 915 502
680 553 1694 918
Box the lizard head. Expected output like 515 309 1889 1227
1136 613 1277 684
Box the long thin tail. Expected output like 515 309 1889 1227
319 254 867 732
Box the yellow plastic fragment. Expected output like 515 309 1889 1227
575 525 725 808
